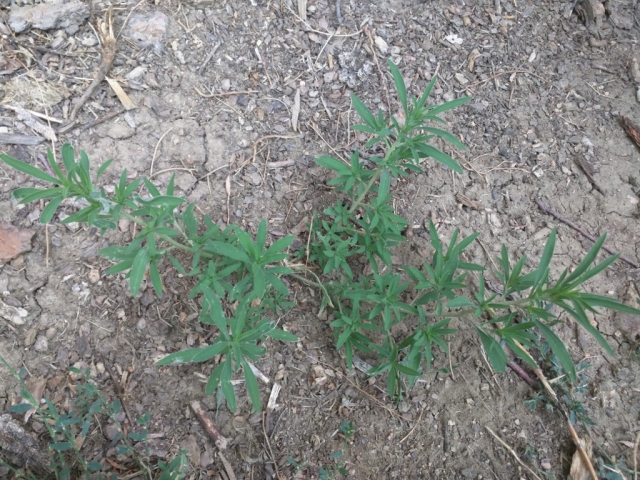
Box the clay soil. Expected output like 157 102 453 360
1 0 640 478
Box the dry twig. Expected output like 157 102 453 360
533 368 598 480
190 401 228 449
262 412 281 479
364 25 391 113
149 127 173 178
194 86 260 98
535 199 639 268
485 426 543 480
69 10 117 122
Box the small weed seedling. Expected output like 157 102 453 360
2 59 639 412
287 420 355 480
524 342 594 426
0 355 188 480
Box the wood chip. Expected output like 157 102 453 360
291 88 300 132
620 115 640 147
106 77 136 110
0 134 44 145
456 193 483 210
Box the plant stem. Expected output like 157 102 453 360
349 166 382 214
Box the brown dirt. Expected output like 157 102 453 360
1 0 640 479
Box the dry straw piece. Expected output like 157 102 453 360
0 77 69 110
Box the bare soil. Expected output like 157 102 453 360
1 0 640 479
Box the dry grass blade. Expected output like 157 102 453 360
105 77 136 110
68 9 116 122
485 426 543 480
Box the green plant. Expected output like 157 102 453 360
524 342 593 426
0 355 188 480
2 59 639 411
0 144 297 413
287 420 354 480
301 59 640 402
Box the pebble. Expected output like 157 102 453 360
33 335 48 352
8 0 89 33
105 423 120 441
106 122 135 140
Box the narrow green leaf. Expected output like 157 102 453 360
149 260 163 296
211 241 251 263
422 127 466 150
129 247 150 297
578 293 640 315
416 144 462 173
315 156 350 173
243 360 261 412
446 296 475 308
256 219 267 252
533 318 576 382
40 196 65 224
266 327 297 342
137 195 184 208
378 168 390 201
1 154 61 185
534 228 556 289
473 325 507 372
221 358 236 412
265 235 294 256
14 187 63 204
563 233 607 285
156 343 228 365
96 158 113 179
50 442 73 451
87 462 103 472
205 363 225 396
9 403 33 413
350 93 377 128
427 96 472 116
168 254 186 275
61 143 76 172
387 59 407 114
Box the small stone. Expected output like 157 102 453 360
374 36 388 54
88 269 100 284
200 449 214 468
24 328 37 347
0 223 34 265
460 468 477 479
126 66 147 80
105 423 120 441
397 401 410 413
136 318 146 330
0 299 28 325
455 73 469 85
8 1 89 33
80 37 98 47
33 335 48 352
106 122 135 140
311 365 327 387
246 171 262 186
126 11 168 48
540 458 552 471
